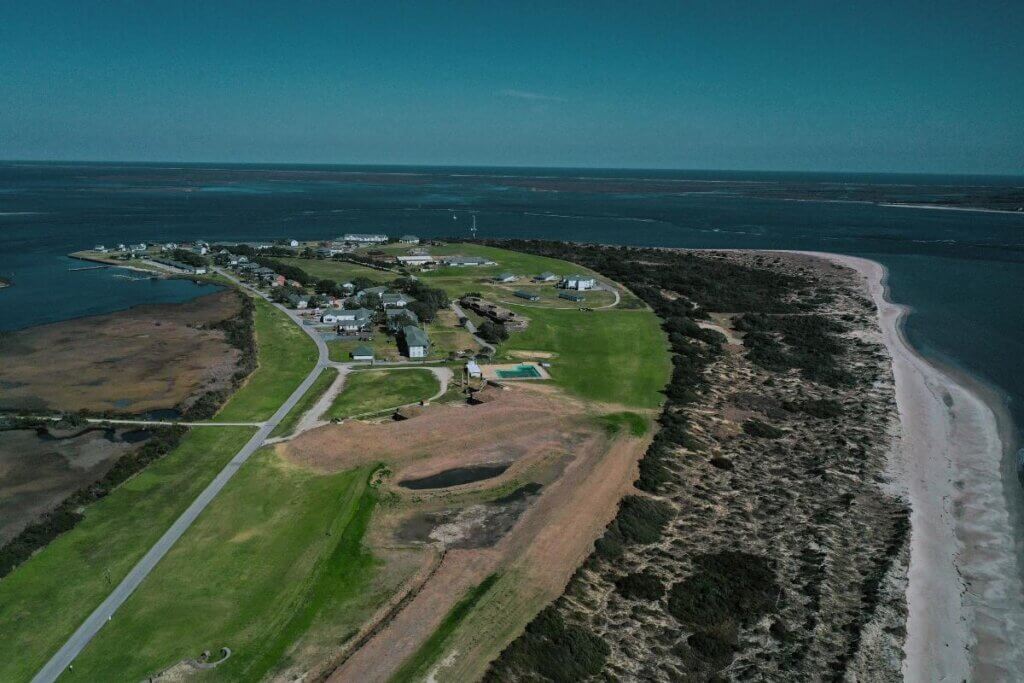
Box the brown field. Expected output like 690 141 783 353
0 291 242 414
279 384 655 682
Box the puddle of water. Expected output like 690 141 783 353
398 463 510 490
120 429 152 443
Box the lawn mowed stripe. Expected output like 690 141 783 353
390 574 501 683
213 297 317 422
0 427 255 682
68 456 378 681
500 306 670 409
324 369 439 420
269 366 338 437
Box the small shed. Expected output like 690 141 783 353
351 345 375 362
467 360 482 378
494 272 517 283
514 290 541 301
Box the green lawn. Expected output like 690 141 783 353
499 306 670 409
67 456 379 681
213 297 318 422
0 427 256 682
275 256 391 284
269 366 338 438
328 335 403 363
324 369 440 419
390 574 500 683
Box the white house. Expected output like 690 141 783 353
494 272 517 283
441 255 495 267
402 325 430 359
396 254 434 267
399 235 420 244
560 274 596 291
342 233 388 243
381 292 415 309
351 345 375 362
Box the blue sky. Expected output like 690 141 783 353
1 1 1022 173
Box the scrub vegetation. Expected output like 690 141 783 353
484 242 910 682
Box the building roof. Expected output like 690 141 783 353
496 272 517 280
515 290 540 300
467 360 482 375
352 345 375 357
381 292 415 304
342 233 388 241
403 325 430 347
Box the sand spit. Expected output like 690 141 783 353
805 252 1024 681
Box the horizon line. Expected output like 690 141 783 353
1 158 1022 179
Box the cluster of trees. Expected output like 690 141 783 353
183 292 257 420
389 277 449 323
170 249 208 267
0 425 187 577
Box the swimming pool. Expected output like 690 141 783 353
497 364 542 379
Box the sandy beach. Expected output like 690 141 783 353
803 252 1024 681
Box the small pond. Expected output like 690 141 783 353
398 463 511 490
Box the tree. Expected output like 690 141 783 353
478 321 509 344
316 279 338 295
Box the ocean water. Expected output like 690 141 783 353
1 162 1022 482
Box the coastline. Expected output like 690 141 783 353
799 251 1024 681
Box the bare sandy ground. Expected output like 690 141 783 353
805 252 1024 681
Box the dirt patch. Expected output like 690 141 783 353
322 381 653 683
0 291 242 415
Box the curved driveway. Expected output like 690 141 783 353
32 271 329 683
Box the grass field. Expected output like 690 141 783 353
67 456 379 681
499 306 669 409
0 427 256 681
328 335 403 363
275 256 392 284
213 297 318 422
325 369 440 419
390 574 500 683
426 309 482 358
269 367 338 438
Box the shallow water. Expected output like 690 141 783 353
398 464 511 490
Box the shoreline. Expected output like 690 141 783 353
798 251 1024 681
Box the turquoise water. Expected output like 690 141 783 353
1 161 1021 464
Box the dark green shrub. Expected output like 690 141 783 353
615 570 665 601
742 419 784 439
667 552 778 630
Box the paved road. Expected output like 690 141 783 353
32 273 329 683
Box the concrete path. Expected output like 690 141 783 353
267 364 454 442
26 416 265 428
32 271 330 683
